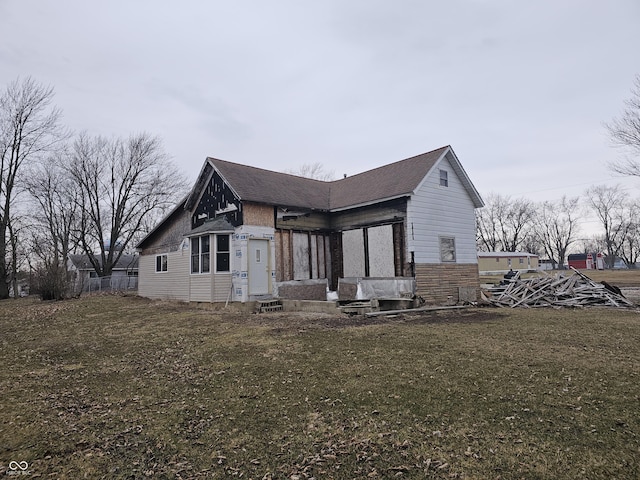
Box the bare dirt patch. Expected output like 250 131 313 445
239 307 501 334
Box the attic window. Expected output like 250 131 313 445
439 169 448 187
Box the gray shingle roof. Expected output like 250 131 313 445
328 147 448 210
209 145 455 211
68 254 139 271
189 217 235 235
208 159 331 210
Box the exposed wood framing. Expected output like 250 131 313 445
483 268 635 308
363 227 370 277
330 232 343 290
288 229 294 280
192 170 242 228
393 223 405 276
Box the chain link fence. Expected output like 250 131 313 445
81 275 138 293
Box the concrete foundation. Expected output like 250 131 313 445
281 299 340 314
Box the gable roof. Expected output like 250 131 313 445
68 254 139 271
205 145 483 212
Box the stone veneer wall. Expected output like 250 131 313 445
415 263 480 305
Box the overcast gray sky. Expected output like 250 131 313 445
2 0 639 219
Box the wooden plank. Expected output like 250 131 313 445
484 270 635 309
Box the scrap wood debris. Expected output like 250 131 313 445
482 268 636 308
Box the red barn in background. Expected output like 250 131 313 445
567 253 604 270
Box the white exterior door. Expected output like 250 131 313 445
249 239 270 294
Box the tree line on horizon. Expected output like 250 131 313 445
476 185 640 269
477 74 640 269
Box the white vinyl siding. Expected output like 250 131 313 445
213 274 232 302
189 275 212 302
138 251 190 301
407 155 478 264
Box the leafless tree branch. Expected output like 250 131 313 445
67 132 189 276
606 74 640 176
0 77 66 298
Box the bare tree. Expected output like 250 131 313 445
6 212 30 297
520 233 544 257
25 150 80 298
476 194 501 251
501 197 536 252
68 132 188 277
584 185 628 268
606 74 640 175
578 236 606 256
616 199 640 268
0 77 65 298
535 196 581 269
285 162 335 181
476 193 536 252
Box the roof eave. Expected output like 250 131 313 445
329 194 410 212
244 199 330 212
443 148 484 208
184 228 235 238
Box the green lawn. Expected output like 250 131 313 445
1 295 639 479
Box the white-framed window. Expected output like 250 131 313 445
439 169 448 187
156 254 168 272
440 236 456 262
216 234 230 273
191 235 211 274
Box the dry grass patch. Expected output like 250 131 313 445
1 295 639 478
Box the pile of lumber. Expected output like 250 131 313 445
482 268 635 308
